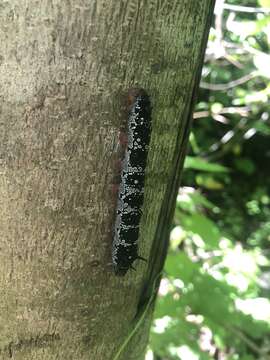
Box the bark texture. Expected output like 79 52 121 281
0 1 215 359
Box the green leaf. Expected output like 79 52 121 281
196 174 225 190
234 158 256 175
184 156 229 173
189 132 200 154
188 191 216 210
153 294 182 318
180 213 221 248
165 252 200 281
253 121 270 135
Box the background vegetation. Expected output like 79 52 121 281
148 0 270 359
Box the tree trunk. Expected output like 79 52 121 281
0 1 215 359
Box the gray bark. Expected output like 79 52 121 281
0 1 215 359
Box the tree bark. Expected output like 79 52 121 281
0 1 215 359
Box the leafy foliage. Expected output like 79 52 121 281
149 1 270 359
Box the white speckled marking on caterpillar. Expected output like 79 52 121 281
112 88 151 276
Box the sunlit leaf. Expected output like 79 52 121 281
180 213 221 248
253 53 270 78
258 0 270 7
195 174 225 190
165 252 200 281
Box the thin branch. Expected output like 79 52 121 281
200 71 258 91
215 0 225 45
223 3 270 13
193 111 229 123
224 54 244 69
194 106 251 119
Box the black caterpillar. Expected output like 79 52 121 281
112 88 152 276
